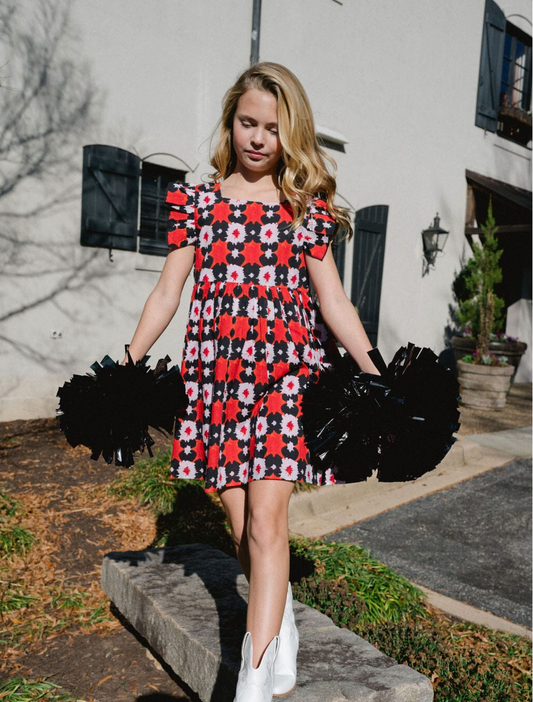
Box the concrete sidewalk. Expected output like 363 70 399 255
288 427 532 639
465 426 531 458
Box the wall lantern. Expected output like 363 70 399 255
422 213 449 275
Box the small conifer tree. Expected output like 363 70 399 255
456 197 506 363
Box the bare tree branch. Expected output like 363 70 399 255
0 0 116 370
0 250 101 323
0 0 101 203
0 181 80 217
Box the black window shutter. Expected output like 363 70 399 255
332 232 346 285
350 205 389 348
81 145 140 251
475 0 506 132
138 162 187 257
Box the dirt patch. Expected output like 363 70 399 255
18 623 199 701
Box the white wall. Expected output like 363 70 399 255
261 0 531 361
1 0 531 421
1 0 254 420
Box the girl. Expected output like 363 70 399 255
123 62 380 701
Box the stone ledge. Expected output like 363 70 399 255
101 543 434 702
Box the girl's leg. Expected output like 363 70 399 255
246 478 295 668
218 485 251 581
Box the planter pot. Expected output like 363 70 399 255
451 335 527 389
456 359 514 410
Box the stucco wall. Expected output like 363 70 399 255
0 0 530 421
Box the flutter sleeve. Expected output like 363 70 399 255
301 195 338 261
165 181 197 252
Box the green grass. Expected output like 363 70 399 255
0 581 40 613
0 488 36 558
107 447 179 515
0 489 24 518
0 582 116 655
3 451 528 701
0 525 37 557
106 447 235 553
357 619 529 701
0 677 82 701
51 588 87 611
290 537 429 624
292 479 319 493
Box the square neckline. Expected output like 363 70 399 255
214 180 289 207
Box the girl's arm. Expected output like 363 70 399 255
121 245 195 364
305 247 382 375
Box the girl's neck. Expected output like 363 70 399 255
221 169 283 202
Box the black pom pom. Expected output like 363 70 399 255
302 342 461 484
55 346 188 468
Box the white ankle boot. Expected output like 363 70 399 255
273 581 299 697
234 631 280 702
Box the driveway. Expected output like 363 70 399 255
325 458 532 629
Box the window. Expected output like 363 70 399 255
497 23 532 146
80 145 186 256
315 125 348 154
475 0 532 147
139 162 186 256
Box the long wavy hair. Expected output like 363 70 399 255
208 62 352 242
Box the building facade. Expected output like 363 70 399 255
0 0 531 421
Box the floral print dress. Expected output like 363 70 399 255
166 180 341 493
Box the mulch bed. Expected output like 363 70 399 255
0 417 197 701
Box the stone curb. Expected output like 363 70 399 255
417 585 532 641
101 544 434 702
288 436 519 539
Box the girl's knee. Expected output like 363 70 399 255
247 506 287 547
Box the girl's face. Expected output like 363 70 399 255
232 88 283 176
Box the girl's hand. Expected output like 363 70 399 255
119 349 131 366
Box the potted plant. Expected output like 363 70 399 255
452 329 527 388
451 199 525 409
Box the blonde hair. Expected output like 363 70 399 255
208 62 352 242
